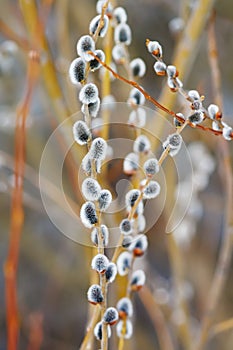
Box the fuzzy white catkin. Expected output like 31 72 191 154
77 35 95 62
79 83 99 105
114 23 132 45
105 262 117 283
146 40 163 58
125 189 140 207
153 61 167 75
91 225 109 247
90 50 105 72
128 87 145 106
133 135 151 153
117 251 132 276
87 284 104 304
128 234 148 256
188 111 204 125
81 98 100 118
103 307 119 325
117 297 133 318
91 254 109 274
112 7 127 26
81 178 101 201
208 104 219 120
89 137 107 161
89 15 109 38
116 320 133 339
143 180 161 199
73 120 90 145
130 269 146 288
69 57 85 84
123 152 139 175
112 44 127 63
94 322 111 340
119 218 133 235
130 58 146 78
80 201 98 228
128 108 146 127
96 0 113 15
98 189 112 211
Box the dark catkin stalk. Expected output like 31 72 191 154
4 51 40 350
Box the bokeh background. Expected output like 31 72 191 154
0 0 233 349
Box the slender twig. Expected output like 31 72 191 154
4 51 40 350
0 18 30 50
195 13 233 350
210 317 233 338
139 285 174 350
88 52 233 139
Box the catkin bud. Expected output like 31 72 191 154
90 50 105 72
123 152 139 175
81 98 100 118
142 180 160 199
79 83 99 105
82 152 92 175
188 110 204 125
122 235 133 248
89 137 107 161
133 135 150 154
91 254 109 274
130 269 146 291
89 15 109 38
116 320 133 339
94 321 111 341
174 113 185 128
69 57 85 84
130 58 146 78
143 158 160 177
82 178 101 201
125 189 140 207
112 44 127 63
80 201 98 228
73 120 91 145
146 39 163 58
166 65 178 78
222 122 232 141
114 23 132 46
163 133 182 156
153 61 167 76
208 104 221 120
105 262 117 283
128 88 145 106
119 219 133 235
112 7 127 26
91 225 109 247
117 251 132 276
137 214 146 232
77 35 95 62
96 0 113 15
103 307 119 325
117 297 133 319
128 108 146 127
128 234 148 257
98 189 112 211
212 120 221 131
87 284 103 304
188 90 200 101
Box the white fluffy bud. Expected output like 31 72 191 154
89 15 109 38
79 83 99 104
81 178 101 201
114 23 132 46
80 201 98 228
98 189 112 211
77 35 95 62
91 253 109 274
73 120 91 145
143 158 160 177
69 57 85 84
117 251 132 276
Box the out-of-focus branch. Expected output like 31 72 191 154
4 51 40 350
195 13 233 350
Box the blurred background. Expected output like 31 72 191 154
0 0 233 349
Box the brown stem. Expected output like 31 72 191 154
4 51 40 350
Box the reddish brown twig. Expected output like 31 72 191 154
88 52 233 139
4 51 40 350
